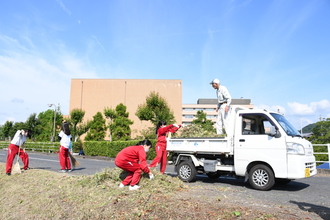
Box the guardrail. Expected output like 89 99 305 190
313 144 330 165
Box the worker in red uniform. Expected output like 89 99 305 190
149 121 181 174
115 139 154 190
6 129 30 175
58 121 72 172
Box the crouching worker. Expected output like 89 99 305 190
115 139 154 190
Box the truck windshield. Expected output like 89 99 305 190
270 113 301 137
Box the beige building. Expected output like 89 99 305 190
69 79 182 139
69 79 253 139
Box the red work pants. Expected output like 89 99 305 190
59 146 71 170
6 144 19 173
6 144 29 173
19 148 29 170
149 145 167 174
115 160 142 186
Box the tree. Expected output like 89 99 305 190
75 121 91 141
104 107 116 141
301 123 316 134
135 91 175 126
69 109 86 142
134 127 157 140
85 112 106 141
104 103 133 141
2 121 14 140
26 113 40 141
12 122 27 132
308 119 330 144
192 110 216 132
35 109 63 142
307 119 330 164
0 126 3 141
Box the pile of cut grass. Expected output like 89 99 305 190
176 124 226 138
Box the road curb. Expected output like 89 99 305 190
317 168 330 175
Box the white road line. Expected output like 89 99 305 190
29 157 58 163
0 153 58 163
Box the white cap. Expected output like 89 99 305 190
210 78 220 84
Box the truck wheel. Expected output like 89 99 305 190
249 164 275 191
177 161 197 182
206 172 221 179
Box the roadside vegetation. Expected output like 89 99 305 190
0 163 320 219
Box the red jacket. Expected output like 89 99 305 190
115 145 150 173
156 124 181 149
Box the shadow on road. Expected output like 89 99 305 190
290 200 330 220
72 167 86 171
29 167 52 170
181 174 311 192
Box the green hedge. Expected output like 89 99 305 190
0 141 81 153
83 140 157 160
24 142 60 152
0 142 9 149
0 142 60 152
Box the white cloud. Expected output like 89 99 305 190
0 35 98 124
287 102 314 115
254 100 330 130
288 100 330 116
254 104 286 115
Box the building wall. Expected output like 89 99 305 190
69 79 253 139
182 99 254 125
70 79 182 139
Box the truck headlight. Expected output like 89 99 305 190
287 143 305 155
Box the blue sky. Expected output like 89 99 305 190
0 0 329 130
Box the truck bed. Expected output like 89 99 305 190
167 137 233 154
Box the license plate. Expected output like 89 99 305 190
305 168 310 177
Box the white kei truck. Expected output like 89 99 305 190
167 106 317 190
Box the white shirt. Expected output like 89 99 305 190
11 130 26 146
216 85 232 108
59 130 72 148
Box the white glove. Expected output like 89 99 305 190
181 124 185 128
149 173 154 180
173 124 179 128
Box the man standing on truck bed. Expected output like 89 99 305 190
210 78 232 135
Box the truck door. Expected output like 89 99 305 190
234 113 288 178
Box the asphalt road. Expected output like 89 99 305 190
0 149 175 175
1 149 329 219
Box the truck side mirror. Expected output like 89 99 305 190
269 126 281 138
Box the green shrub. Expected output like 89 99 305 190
72 141 83 153
83 139 156 159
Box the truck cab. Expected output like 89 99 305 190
167 107 317 190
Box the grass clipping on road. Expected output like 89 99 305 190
0 163 310 220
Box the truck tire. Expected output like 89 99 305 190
249 164 275 191
177 161 197 182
